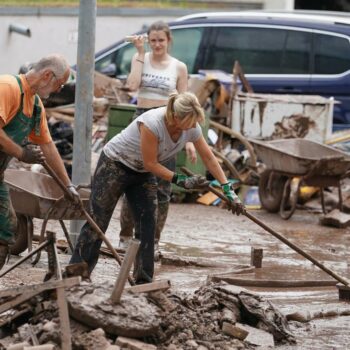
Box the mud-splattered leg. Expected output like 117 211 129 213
69 152 127 273
126 175 157 284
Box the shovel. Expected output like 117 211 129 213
181 167 350 287
43 161 135 285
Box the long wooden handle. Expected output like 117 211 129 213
181 166 350 286
43 162 135 285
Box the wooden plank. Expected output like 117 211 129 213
57 287 72 350
125 280 171 294
111 239 140 303
0 277 81 298
0 290 39 314
196 191 219 205
116 337 157 350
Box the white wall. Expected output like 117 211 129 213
263 0 295 10
0 14 176 74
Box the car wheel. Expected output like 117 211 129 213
11 214 33 255
258 170 288 213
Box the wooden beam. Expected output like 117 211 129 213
0 277 81 299
125 280 171 294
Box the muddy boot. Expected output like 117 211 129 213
0 243 9 270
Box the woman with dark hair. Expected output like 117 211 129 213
70 92 245 284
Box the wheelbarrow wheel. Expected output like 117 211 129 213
11 214 33 255
258 170 288 213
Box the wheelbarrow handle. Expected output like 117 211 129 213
42 161 135 285
180 166 350 287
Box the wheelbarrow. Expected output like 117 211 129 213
4 169 90 256
249 138 350 219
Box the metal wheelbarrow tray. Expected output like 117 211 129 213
4 169 90 255
249 138 350 219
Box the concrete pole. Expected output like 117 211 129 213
70 0 96 246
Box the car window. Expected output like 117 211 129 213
206 27 312 74
314 33 350 74
281 30 311 74
206 27 288 74
95 52 115 73
115 44 137 76
170 27 204 74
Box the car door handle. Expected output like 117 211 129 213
275 87 302 93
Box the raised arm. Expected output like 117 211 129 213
126 36 147 91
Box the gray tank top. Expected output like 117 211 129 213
103 107 202 172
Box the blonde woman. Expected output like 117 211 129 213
70 92 244 284
119 21 196 252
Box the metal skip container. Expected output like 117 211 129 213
231 92 336 143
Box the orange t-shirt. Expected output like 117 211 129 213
0 74 52 144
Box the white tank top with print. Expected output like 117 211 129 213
138 53 178 101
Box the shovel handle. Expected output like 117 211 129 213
43 162 135 285
180 167 350 286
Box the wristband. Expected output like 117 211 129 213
136 59 144 64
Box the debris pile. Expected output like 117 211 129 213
0 281 295 350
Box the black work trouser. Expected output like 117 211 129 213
70 151 157 284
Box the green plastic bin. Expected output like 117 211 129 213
106 103 136 141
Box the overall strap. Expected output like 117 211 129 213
14 75 24 113
33 95 42 136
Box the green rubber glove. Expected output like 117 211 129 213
172 173 210 190
220 182 246 216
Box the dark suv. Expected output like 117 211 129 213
94 11 350 130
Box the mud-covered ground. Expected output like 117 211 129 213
2 201 350 349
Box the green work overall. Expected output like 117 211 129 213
0 76 41 243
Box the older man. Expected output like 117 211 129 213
0 54 80 269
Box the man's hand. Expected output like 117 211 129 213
19 145 45 164
221 182 246 216
172 173 210 190
66 184 81 205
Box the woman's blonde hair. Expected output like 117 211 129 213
166 92 205 126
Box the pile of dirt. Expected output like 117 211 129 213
0 281 295 350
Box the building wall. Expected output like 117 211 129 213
0 8 181 74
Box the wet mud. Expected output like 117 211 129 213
2 202 350 349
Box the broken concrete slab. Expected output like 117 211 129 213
222 321 249 340
243 324 275 347
216 284 294 342
319 209 350 228
66 281 161 338
73 328 114 350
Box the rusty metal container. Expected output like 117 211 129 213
232 92 335 143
